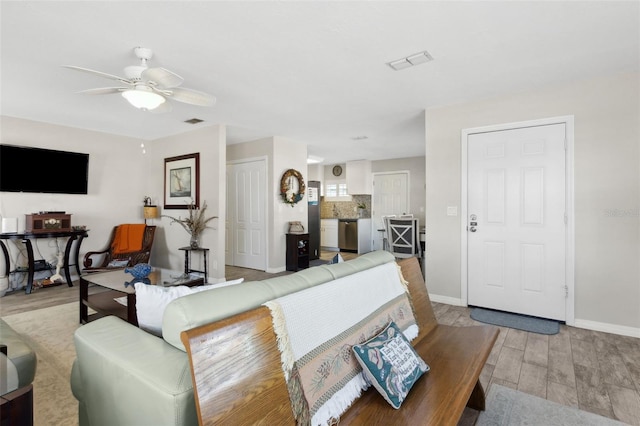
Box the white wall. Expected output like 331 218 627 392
0 116 228 287
149 125 226 282
227 136 308 272
307 163 323 183
371 156 426 226
272 137 308 270
425 72 640 335
0 116 145 288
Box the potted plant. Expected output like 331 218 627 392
162 200 217 248
357 202 367 218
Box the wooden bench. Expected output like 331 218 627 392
181 257 499 426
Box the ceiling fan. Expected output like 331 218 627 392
64 47 215 112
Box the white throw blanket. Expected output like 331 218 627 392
264 262 418 426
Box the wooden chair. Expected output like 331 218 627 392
83 225 156 272
385 217 422 260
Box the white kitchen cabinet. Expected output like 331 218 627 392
346 160 372 195
357 218 372 254
321 219 338 248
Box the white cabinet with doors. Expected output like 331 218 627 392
320 219 338 249
346 160 372 195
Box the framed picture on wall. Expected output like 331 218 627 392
164 153 200 209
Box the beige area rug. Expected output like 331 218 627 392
2 302 81 426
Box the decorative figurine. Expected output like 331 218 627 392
125 263 152 280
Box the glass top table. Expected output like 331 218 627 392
79 267 204 326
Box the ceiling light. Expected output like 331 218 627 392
307 155 324 164
122 87 165 110
387 50 433 71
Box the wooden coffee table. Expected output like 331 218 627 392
79 268 204 326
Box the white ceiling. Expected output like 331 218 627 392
2 1 638 165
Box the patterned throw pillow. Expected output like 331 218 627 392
352 321 429 409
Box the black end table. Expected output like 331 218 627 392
286 233 309 271
179 247 209 283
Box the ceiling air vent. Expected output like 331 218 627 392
184 118 204 124
387 50 433 71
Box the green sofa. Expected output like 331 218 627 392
0 319 37 389
71 250 396 426
1 318 37 425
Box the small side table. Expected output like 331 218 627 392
179 247 210 283
286 233 309 272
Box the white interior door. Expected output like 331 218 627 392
226 160 266 270
467 124 567 321
372 172 409 251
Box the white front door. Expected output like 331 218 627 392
467 123 567 321
226 160 266 270
372 172 409 251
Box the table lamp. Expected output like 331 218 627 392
143 206 159 224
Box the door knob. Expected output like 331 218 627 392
469 226 477 232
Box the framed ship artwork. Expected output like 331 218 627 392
164 153 200 209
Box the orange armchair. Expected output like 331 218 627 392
83 225 156 272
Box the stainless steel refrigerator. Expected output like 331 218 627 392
307 180 321 260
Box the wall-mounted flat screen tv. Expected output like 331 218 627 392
0 144 89 194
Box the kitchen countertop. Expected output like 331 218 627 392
320 217 371 220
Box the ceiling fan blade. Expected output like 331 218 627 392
63 65 132 85
149 100 173 114
77 87 127 95
168 87 216 106
142 67 184 88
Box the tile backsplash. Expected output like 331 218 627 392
320 195 371 219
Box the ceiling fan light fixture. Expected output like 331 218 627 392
122 88 165 110
67 47 214 113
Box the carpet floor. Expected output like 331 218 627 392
2 302 80 426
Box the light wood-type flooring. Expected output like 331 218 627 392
1 250 638 425
435 303 640 425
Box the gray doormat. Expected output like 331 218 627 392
470 307 560 335
477 384 625 425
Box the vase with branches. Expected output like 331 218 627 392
162 200 217 248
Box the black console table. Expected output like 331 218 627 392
0 230 88 294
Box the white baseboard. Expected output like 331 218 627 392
428 293 465 306
573 319 640 339
266 266 286 274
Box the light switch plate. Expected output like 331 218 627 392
447 206 458 216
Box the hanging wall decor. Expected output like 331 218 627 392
164 153 200 209
280 169 306 207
